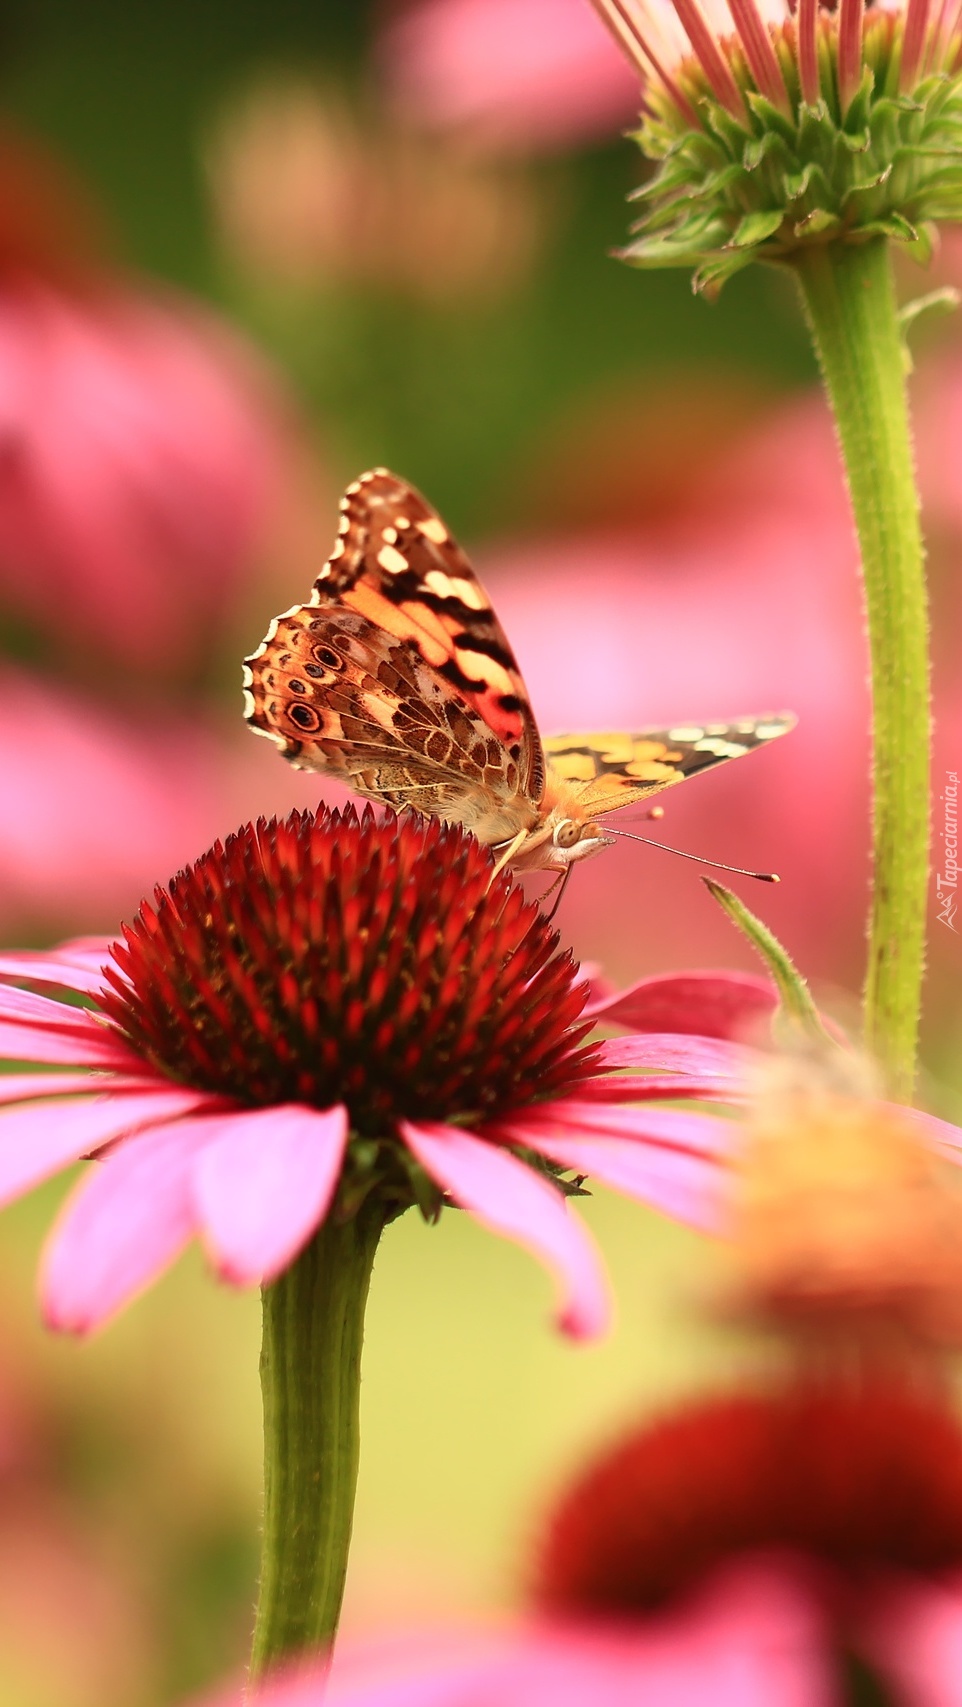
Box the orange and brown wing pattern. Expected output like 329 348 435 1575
544 717 795 816
243 470 544 839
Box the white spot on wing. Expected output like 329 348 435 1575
378 544 410 574
419 517 448 545
668 726 705 742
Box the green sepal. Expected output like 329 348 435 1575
729 207 786 246
625 44 962 288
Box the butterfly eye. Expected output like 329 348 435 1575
552 820 582 850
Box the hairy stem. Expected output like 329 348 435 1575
792 237 930 1097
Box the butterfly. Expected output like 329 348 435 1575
243 469 794 880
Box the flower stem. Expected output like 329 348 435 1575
250 1200 386 1677
791 237 930 1097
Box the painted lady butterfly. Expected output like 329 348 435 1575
243 469 794 877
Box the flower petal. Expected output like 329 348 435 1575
510 1101 736 1156
498 1123 729 1233
585 971 777 1040
0 1086 219 1209
595 1033 753 1079
575 1074 745 1104
0 1071 169 1105
401 1120 610 1340
191 1104 348 1284
0 1021 139 1067
0 950 112 997
0 982 103 1027
857 1570 962 1707
40 1118 210 1333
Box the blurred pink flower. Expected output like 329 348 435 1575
377 0 640 151
207 1379 962 1707
0 807 753 1336
0 666 324 936
0 282 281 678
204 1561 830 1705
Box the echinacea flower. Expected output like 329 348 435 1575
589 0 962 290
0 804 747 1338
203 1376 962 1706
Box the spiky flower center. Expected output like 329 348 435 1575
100 807 597 1139
536 1379 962 1613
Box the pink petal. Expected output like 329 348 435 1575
595 1033 753 1079
0 1086 219 1210
40 1118 211 1333
512 1101 737 1156
585 971 777 1041
322 1558 834 1706
0 982 103 1027
0 1071 170 1105
497 1122 728 1233
0 950 112 997
574 1074 745 1103
0 1020 138 1067
858 1571 962 1707
191 1103 348 1284
401 1121 610 1339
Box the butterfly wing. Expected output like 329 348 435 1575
243 469 545 842
543 717 796 816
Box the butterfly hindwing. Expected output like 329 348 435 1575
243 470 545 839
543 717 796 816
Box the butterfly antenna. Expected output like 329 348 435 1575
605 825 780 883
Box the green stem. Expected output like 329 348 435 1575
250 1200 386 1677
792 238 930 1097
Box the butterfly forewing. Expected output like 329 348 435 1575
243 470 545 839
543 718 795 817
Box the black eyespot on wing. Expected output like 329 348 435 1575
288 703 321 732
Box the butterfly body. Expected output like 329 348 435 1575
244 470 794 873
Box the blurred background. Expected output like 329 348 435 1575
0 0 961 1701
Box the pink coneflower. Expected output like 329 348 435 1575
0 804 746 1338
588 0 962 288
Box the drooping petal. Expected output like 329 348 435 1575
0 949 112 997
857 1570 962 1707
0 1020 140 1067
0 1071 171 1105
40 1118 211 1333
191 1103 348 1284
511 1101 736 1156
401 1120 610 1340
318 1557 835 1707
584 971 777 1040
595 1032 753 1079
497 1118 731 1233
0 981 105 1028
0 1086 214 1209
573 1073 746 1103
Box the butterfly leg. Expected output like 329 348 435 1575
542 866 571 923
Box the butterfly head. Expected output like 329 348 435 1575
545 815 614 870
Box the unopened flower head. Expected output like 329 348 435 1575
0 804 740 1335
591 0 962 288
727 1046 962 1350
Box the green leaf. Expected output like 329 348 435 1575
703 879 833 1042
728 207 785 247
